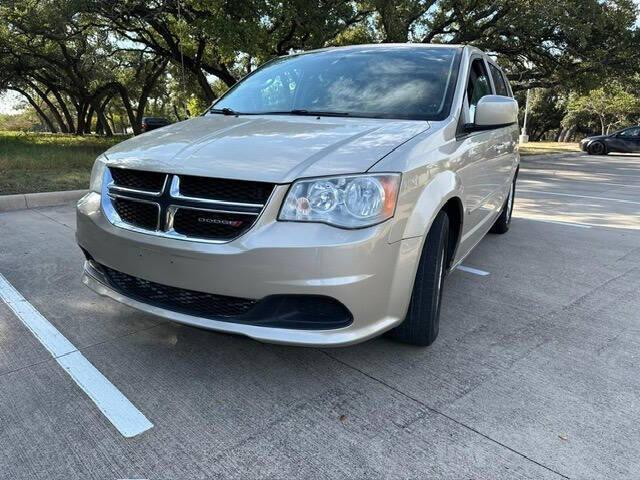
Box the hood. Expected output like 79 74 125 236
583 134 608 141
104 115 429 183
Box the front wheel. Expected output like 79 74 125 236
388 210 449 346
588 141 607 155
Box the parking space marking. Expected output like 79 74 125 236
456 265 490 276
0 273 153 438
519 189 640 206
514 217 592 229
519 178 640 189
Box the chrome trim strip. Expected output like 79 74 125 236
171 204 259 216
108 193 162 231
170 175 265 208
108 169 168 196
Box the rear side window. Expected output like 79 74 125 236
489 64 509 96
466 59 492 122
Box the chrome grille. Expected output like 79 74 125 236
112 197 159 230
179 174 273 204
172 208 253 240
110 167 167 193
102 168 274 242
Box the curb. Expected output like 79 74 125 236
0 189 88 213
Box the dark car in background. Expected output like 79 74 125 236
141 117 171 133
580 126 640 155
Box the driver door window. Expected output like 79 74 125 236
619 127 640 138
618 127 640 152
466 59 493 123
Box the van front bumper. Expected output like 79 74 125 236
76 192 422 346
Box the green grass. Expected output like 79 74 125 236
520 141 580 156
0 131 127 195
0 133 582 195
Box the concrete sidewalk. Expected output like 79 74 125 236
0 189 87 212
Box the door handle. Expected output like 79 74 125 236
492 142 509 154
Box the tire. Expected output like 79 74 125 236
388 210 449 346
490 178 515 234
587 141 607 155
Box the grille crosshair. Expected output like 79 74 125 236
104 168 274 242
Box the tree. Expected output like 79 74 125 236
1 0 639 135
369 0 640 92
514 88 567 141
91 0 369 104
0 0 171 134
564 85 640 135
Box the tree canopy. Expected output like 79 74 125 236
1 0 638 136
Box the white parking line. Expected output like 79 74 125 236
0 273 153 438
457 265 490 276
519 189 640 206
515 217 592 229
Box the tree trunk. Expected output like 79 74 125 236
538 127 550 140
75 102 89 135
99 98 114 137
51 89 75 132
558 127 571 143
117 87 141 135
92 97 113 137
95 115 104 135
28 83 69 133
194 70 216 104
85 105 94 134
173 105 183 122
117 113 126 135
13 88 57 133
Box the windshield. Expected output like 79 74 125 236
211 46 461 121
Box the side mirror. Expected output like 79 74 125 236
464 95 519 133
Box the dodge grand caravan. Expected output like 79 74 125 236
76 44 519 347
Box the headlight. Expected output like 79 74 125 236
89 155 107 193
279 173 401 228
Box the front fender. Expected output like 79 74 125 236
395 170 463 241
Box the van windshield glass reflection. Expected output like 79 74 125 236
212 47 461 121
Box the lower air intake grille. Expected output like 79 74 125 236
112 197 159 230
101 265 257 318
91 263 353 329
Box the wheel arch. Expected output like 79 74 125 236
401 170 465 268
440 197 463 269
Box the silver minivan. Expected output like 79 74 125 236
77 44 519 347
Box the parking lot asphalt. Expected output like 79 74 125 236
0 151 639 479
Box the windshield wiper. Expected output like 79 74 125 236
209 107 239 116
290 109 351 117
257 109 351 117
209 108 352 117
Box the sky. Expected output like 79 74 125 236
0 91 22 114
